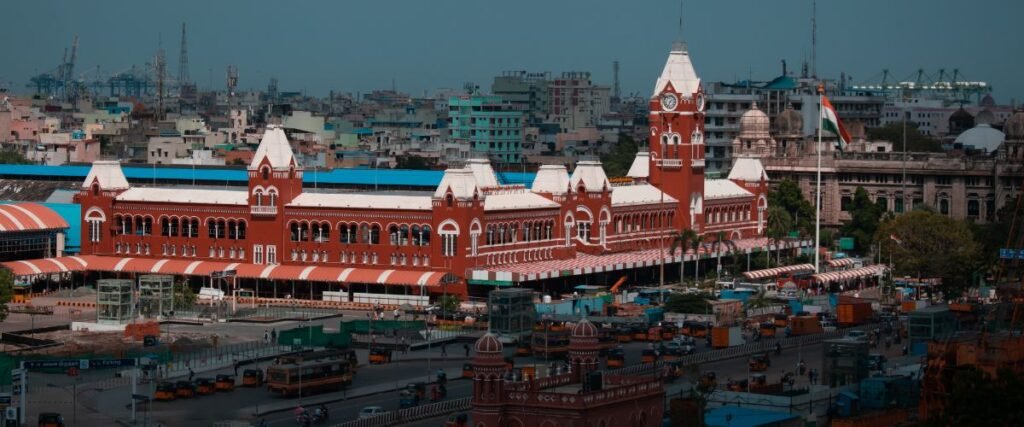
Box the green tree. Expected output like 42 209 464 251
0 269 14 322
766 206 792 266
866 122 944 152
877 210 982 297
841 186 884 255
438 294 460 316
768 179 814 237
710 232 738 278
173 280 196 309
926 367 1024 426
0 149 32 165
669 229 699 284
395 155 435 170
600 134 639 178
664 294 712 314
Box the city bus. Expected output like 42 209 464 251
266 356 355 396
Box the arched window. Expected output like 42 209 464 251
236 221 245 239
227 220 237 239
399 224 409 245
161 217 171 236
339 223 352 244
359 224 370 243
411 225 422 246
369 225 381 244
421 225 432 246
260 166 269 180
254 189 264 206
268 189 278 205
389 225 400 245
290 222 301 241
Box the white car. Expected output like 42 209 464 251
358 406 387 419
197 287 225 302
820 320 837 332
844 330 867 341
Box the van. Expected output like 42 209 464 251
198 287 225 302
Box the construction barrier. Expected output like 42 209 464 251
54 301 97 308
124 321 161 341
231 297 398 312
330 397 471 427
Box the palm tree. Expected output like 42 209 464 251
766 206 792 267
690 236 703 285
669 229 699 286
711 232 739 279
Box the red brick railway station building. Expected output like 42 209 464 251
2 44 773 305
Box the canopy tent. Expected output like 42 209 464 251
741 264 815 280
812 265 887 284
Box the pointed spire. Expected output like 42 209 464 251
249 125 298 170
653 43 701 98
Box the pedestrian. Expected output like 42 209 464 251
393 308 401 320
271 328 277 342
264 330 270 343
441 343 447 357
233 359 240 376
463 343 470 358
188 367 194 382
401 336 408 354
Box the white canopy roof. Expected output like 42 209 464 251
466 158 500 188
116 187 247 205
484 191 560 211
653 42 701 97
626 152 650 179
83 161 130 190
532 165 570 195
290 193 432 210
434 168 479 199
611 184 677 207
728 158 768 182
249 125 297 170
704 179 752 200
570 160 611 192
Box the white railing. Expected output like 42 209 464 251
691 159 705 168
251 206 278 216
657 159 683 168
330 397 471 427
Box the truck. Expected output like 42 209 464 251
788 315 824 336
710 326 744 348
837 302 873 326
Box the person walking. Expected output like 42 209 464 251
441 343 447 357
463 343 470 358
188 367 194 382
400 336 408 354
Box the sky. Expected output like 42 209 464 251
2 0 1022 103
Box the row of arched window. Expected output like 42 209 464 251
113 215 247 240
705 206 749 225
288 221 434 247
613 211 674 234
483 220 555 246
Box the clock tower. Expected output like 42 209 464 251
649 41 706 234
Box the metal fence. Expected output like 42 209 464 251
330 397 471 427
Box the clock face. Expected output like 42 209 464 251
661 93 678 111
695 93 706 112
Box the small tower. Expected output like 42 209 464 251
470 333 506 425
568 318 601 381
77 161 130 255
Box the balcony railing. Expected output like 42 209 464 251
250 206 278 216
657 158 682 168
691 159 705 168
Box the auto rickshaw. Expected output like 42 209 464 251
727 378 748 392
195 378 216 395
516 340 532 356
660 325 677 341
759 322 777 337
615 327 633 343
749 354 771 372
661 364 683 382
37 413 65 427
406 382 426 401
242 369 264 387
773 314 789 328
749 373 768 391
641 349 659 364
215 374 235 391
462 363 474 378
154 381 177 401
662 346 683 362
444 413 469 427
398 389 419 409
369 348 393 364
646 326 662 342
520 365 536 380
688 322 709 338
632 327 648 342
175 380 195 398
606 348 625 369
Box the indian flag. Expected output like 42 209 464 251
821 95 852 151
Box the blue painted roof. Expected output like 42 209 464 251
0 164 537 188
704 406 800 427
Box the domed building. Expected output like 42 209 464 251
773 104 804 156
954 123 1004 154
948 107 975 136
732 103 776 158
999 110 1024 162
975 108 997 126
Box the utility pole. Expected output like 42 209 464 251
178 22 190 84
811 0 817 78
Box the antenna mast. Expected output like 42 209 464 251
613 60 620 101
178 22 189 83
811 0 817 78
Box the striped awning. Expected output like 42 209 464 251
812 265 887 284
0 255 453 287
828 258 857 268
742 264 816 280
0 203 69 232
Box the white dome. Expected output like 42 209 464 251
739 103 771 139
954 124 1004 153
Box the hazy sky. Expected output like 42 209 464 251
2 0 1022 103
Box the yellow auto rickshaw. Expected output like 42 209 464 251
154 382 176 401
606 348 625 369
175 381 195 398
615 328 633 343
369 348 393 364
37 413 65 427
773 314 789 328
759 322 777 337
242 369 263 387
195 378 215 395
632 327 648 342
641 349 659 364
215 374 235 391
462 363 474 379
516 340 531 357
660 325 677 341
749 354 771 372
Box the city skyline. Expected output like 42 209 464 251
1 0 1023 102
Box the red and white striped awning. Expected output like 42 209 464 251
742 264 816 280
0 203 69 232
828 258 857 268
0 255 452 287
812 265 887 284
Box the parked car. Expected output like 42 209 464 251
845 330 867 341
820 320 837 332
358 406 387 419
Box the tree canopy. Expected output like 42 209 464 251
841 187 885 254
768 179 814 237
394 155 435 170
665 294 712 314
926 367 1024 426
601 134 639 178
173 280 197 309
0 149 32 165
877 210 982 297
866 122 943 152
0 269 14 322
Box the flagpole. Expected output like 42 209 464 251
814 85 823 274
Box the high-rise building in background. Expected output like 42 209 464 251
448 95 525 164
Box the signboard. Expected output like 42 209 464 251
0 393 11 405
23 358 136 370
1001 249 1017 259
211 270 237 279
839 237 855 251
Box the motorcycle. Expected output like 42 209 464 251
295 413 311 427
